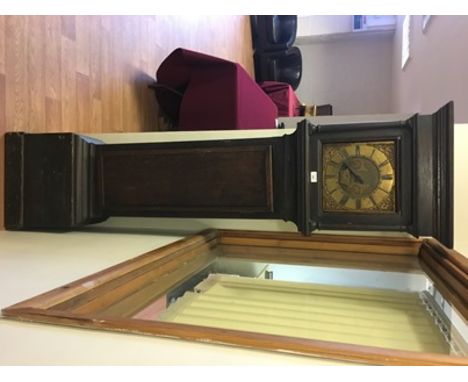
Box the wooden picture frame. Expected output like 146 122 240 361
2 229 467 365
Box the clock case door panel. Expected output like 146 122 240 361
94 133 303 227
95 137 293 220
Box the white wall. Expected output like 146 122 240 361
389 16 468 253
454 124 468 253
295 16 468 121
391 16 468 123
297 15 352 37
295 34 394 115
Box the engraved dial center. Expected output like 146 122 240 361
338 157 380 198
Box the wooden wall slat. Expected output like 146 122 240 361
75 16 90 76
220 244 421 272
220 236 420 256
89 16 102 100
5 16 28 132
45 97 62 132
60 16 76 41
0 16 5 73
44 16 62 101
27 16 46 133
0 73 5 129
76 72 91 133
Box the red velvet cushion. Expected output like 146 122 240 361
259 81 302 117
156 48 278 130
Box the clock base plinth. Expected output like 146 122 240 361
4 132 106 230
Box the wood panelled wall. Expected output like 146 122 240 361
0 15 254 228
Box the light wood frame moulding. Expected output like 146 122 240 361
2 229 467 366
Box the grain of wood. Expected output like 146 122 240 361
0 16 5 73
419 240 468 320
220 244 421 272
27 16 46 133
44 16 62 100
220 236 420 256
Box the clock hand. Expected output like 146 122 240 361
343 163 364 184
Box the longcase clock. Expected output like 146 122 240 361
4 103 454 247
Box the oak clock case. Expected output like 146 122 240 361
4 103 453 247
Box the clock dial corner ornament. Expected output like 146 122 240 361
322 141 396 213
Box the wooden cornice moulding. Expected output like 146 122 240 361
2 229 467 365
418 239 468 321
218 229 422 272
5 229 219 312
219 229 422 255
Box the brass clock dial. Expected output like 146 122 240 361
322 141 396 213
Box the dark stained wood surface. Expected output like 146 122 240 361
3 129 295 230
98 144 274 215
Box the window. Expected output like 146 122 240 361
422 15 432 33
402 15 411 69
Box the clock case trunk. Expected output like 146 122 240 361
4 103 454 247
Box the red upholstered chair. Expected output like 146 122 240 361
153 48 278 131
259 81 302 117
259 81 334 118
